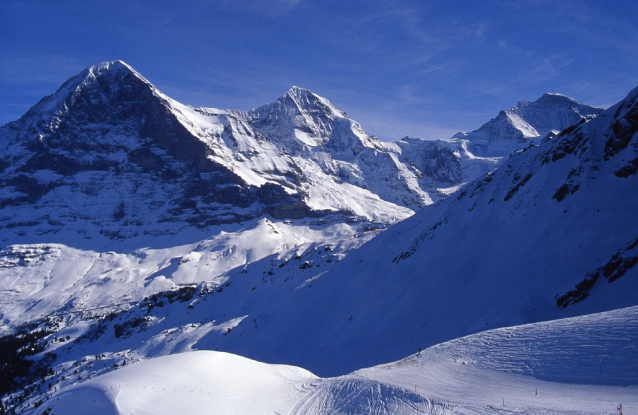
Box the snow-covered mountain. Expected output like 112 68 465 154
1 62 600 241
376 94 603 192
0 61 437 239
228 83 636 375
1 61 634 415
453 93 603 156
14 80 628 378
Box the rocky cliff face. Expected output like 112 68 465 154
0 61 271 238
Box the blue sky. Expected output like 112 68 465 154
1 0 637 139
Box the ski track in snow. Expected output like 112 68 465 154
353 305 638 414
289 379 456 415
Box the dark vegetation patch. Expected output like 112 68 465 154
299 261 313 270
469 173 493 199
604 114 638 161
76 312 118 344
503 173 533 202
552 184 580 202
556 238 638 308
392 218 448 264
149 285 197 305
0 321 56 400
77 284 201 344
614 158 638 178
542 128 588 165
114 317 151 339
557 121 582 138
113 202 126 220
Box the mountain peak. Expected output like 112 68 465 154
253 86 346 121
279 86 333 112
453 92 603 156
89 59 132 72
81 60 149 86
532 92 579 106
27 61 153 117
83 60 141 79
286 85 312 96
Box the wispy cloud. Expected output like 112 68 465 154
216 0 304 16
357 5 437 45
0 53 88 86
468 54 572 100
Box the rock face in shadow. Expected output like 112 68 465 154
0 62 319 236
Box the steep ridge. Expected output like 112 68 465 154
248 85 379 152
0 61 266 237
186 86 432 219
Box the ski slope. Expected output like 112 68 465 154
33 306 638 415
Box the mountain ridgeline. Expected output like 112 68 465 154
0 61 602 239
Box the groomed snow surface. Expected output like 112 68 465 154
36 306 638 415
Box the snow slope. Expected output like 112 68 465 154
30 306 638 415
47 352 316 415
0 217 375 334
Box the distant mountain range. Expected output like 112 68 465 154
1 61 634 415
0 61 602 240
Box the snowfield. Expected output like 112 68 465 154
35 306 638 415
